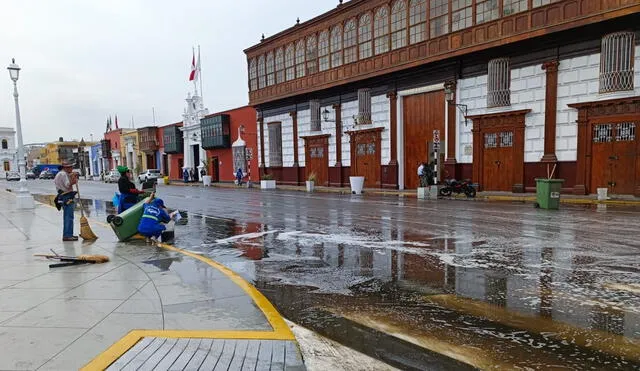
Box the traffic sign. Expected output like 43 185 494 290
433 130 440 143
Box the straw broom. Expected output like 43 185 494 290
34 253 110 263
75 182 98 241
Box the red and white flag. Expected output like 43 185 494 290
188 49 200 82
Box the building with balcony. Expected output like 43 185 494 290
245 0 640 195
120 130 141 173
161 122 184 180
200 106 259 183
138 126 161 171
0 127 16 174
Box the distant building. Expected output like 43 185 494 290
0 127 16 173
160 122 184 180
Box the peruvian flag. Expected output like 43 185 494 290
189 49 200 82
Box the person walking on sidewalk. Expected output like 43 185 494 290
54 161 78 241
235 168 244 186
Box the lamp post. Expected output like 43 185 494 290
78 138 86 178
7 58 34 209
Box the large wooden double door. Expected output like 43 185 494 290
403 90 445 189
590 122 637 194
303 135 329 186
349 128 382 188
482 131 515 191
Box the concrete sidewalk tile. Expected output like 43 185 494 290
163 296 270 331
0 288 66 312
95 263 151 281
3 298 123 329
114 299 163 314
89 312 164 342
0 280 21 289
0 265 49 281
0 311 21 323
58 279 148 300
0 326 85 370
12 272 100 289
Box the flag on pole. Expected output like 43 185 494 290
189 49 198 81
115 115 119 129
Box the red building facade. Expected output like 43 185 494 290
102 129 124 170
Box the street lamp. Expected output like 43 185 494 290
7 58 34 209
444 81 469 126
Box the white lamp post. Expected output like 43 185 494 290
8 58 34 209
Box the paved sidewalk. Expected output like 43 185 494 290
163 180 640 206
0 191 304 370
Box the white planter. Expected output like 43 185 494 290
306 180 315 192
92 176 101 181
349 176 365 195
202 175 212 186
261 180 276 190
597 187 609 201
417 186 438 200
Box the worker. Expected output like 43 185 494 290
137 196 172 243
117 166 145 213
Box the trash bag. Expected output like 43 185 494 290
112 193 120 208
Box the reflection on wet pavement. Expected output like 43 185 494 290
31 190 640 370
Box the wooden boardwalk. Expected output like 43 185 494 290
106 337 306 371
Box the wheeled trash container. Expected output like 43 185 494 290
107 197 150 241
535 179 564 210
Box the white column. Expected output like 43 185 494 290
10 76 33 209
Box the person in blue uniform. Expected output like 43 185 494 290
137 197 171 242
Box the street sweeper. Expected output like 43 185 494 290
137 195 179 243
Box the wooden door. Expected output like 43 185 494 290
403 90 445 189
349 128 382 188
212 157 220 182
591 122 637 194
482 131 514 191
304 135 329 186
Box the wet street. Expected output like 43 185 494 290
7 179 640 370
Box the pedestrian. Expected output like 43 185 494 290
117 166 145 213
54 161 78 241
183 168 189 183
417 162 426 187
137 195 172 243
235 168 244 186
425 162 435 186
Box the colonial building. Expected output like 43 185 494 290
245 0 640 195
180 92 210 176
160 122 184 180
0 127 16 173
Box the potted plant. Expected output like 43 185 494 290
306 172 317 192
260 173 276 190
201 159 212 186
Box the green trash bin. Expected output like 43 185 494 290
535 179 564 210
108 197 150 241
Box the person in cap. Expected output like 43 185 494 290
137 195 172 242
53 161 78 241
117 165 145 212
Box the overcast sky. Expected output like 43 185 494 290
0 0 340 144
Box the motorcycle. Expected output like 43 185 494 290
439 179 477 198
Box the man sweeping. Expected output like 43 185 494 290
54 161 78 241
137 195 172 243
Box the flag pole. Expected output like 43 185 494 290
193 46 198 96
198 45 204 103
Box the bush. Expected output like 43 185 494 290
307 172 317 182
262 173 274 180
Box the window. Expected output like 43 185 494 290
310 100 321 131
500 131 513 147
306 36 318 75
409 0 427 44
257 55 266 89
1 139 7 150
532 0 559 7
268 123 283 167
275 48 285 83
391 1 407 50
359 14 373 59
503 0 528 15
484 133 497 148
487 58 511 107
476 0 499 24
285 44 295 81
593 124 613 143
357 89 372 125
452 0 473 31
374 6 390 55
249 58 257 91
344 19 357 64
266 52 275 86
331 25 343 68
430 0 449 37
600 31 635 93
319 30 330 71
295 40 306 78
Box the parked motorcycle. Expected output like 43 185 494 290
439 179 477 198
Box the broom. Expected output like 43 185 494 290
34 253 110 268
75 182 98 241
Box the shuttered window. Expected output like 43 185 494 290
310 100 321 132
600 31 635 93
268 123 283 167
487 58 511 108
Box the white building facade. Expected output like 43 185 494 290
180 92 209 175
246 1 640 196
0 127 17 174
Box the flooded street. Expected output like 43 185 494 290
13 180 640 370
